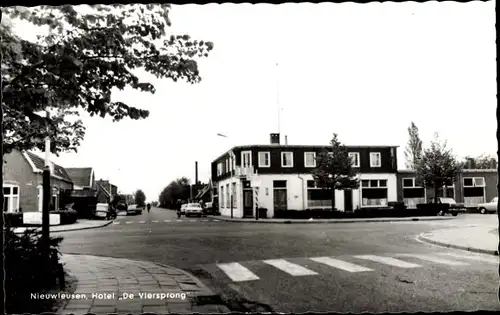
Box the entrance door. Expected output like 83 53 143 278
243 190 254 217
273 189 287 211
344 189 353 212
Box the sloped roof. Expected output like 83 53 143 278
66 167 93 187
25 151 73 183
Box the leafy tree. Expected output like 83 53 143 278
461 154 497 169
159 177 192 208
312 134 359 211
1 4 213 155
404 121 423 169
134 189 146 206
415 133 462 202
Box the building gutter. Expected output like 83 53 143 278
298 175 306 210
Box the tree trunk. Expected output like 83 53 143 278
434 185 439 203
331 186 335 211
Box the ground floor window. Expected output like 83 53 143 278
3 185 20 213
306 180 332 208
402 178 425 208
220 186 224 208
361 179 388 206
226 184 230 208
437 186 455 199
231 182 237 208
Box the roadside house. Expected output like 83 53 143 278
65 167 96 190
3 149 74 213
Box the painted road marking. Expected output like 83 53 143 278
152 220 159 223
113 222 120 225
395 254 469 266
353 255 421 268
189 220 196 222
310 257 373 273
164 220 171 222
263 259 318 276
202 220 209 222
439 252 498 264
217 263 260 282
139 221 146 223
213 219 221 221
176 220 183 222
125 221 133 224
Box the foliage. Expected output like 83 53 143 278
311 134 359 210
404 121 423 169
1 4 213 155
134 189 146 206
159 177 194 208
4 227 64 313
414 133 462 202
461 154 497 169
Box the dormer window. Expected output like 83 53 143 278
348 152 360 167
370 152 381 167
281 152 294 168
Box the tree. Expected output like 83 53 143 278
134 189 146 206
404 121 423 169
159 177 191 208
311 134 359 211
461 154 497 169
415 133 462 203
1 5 213 155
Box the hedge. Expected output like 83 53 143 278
273 207 441 219
50 209 78 225
4 227 65 313
4 212 23 227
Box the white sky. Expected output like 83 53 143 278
11 2 496 202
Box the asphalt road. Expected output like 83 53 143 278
58 209 500 312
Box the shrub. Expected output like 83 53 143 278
4 227 65 313
50 209 78 225
4 212 23 227
257 208 268 218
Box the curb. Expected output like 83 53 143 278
206 216 454 224
417 233 499 256
14 220 114 234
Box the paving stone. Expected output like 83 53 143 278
192 304 225 313
64 302 92 310
142 298 168 306
88 306 117 313
157 279 178 286
142 305 169 313
179 283 202 291
61 308 90 314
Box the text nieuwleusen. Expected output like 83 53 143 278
31 292 187 300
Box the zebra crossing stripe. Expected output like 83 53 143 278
439 252 498 264
395 254 469 266
164 220 171 222
263 259 318 276
189 220 196 222
152 220 159 223
113 222 120 225
310 257 373 272
353 255 421 268
126 221 133 224
217 263 260 282
139 221 146 223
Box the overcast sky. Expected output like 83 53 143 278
12 2 496 202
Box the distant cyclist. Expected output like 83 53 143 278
147 203 151 213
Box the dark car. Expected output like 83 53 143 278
429 197 466 216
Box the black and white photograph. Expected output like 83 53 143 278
1 1 498 314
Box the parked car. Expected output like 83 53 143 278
127 204 143 215
477 197 498 214
429 197 466 216
184 203 203 217
180 204 186 215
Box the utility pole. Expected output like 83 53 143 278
42 111 51 286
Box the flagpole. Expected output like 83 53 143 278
276 62 280 135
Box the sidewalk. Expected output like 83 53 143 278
13 219 113 234
418 226 499 256
207 215 455 224
58 254 229 315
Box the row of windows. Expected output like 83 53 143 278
217 151 383 176
402 177 486 188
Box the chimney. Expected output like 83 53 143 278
467 158 474 169
285 135 288 145
195 161 199 186
270 133 280 145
